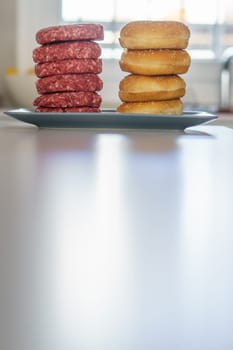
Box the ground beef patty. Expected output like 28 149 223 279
35 106 101 113
36 24 104 44
36 74 103 94
35 58 102 77
33 91 102 108
33 41 101 63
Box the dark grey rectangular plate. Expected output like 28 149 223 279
4 108 217 130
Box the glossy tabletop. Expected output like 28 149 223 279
1 110 233 350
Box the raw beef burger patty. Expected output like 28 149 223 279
33 41 101 63
36 24 104 44
35 106 100 113
36 74 103 94
35 58 102 77
33 91 102 108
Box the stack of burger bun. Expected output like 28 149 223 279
32 24 104 112
117 21 191 115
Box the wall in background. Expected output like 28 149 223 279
0 0 17 104
16 0 60 71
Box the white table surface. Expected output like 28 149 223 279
1 109 233 350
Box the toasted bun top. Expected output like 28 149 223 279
119 21 190 49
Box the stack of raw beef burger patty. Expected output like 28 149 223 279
32 24 104 112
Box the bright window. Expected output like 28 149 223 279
61 0 233 59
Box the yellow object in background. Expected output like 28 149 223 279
5 67 35 75
5 67 18 75
4 67 37 108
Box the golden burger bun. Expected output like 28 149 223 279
117 99 183 115
119 21 190 49
119 49 191 76
119 74 186 102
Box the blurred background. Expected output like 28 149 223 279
0 0 233 111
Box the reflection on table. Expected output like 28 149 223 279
1 111 233 350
